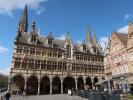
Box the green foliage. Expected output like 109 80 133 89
123 93 133 99
0 79 8 88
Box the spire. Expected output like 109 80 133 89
22 5 28 32
18 5 28 32
86 26 93 48
108 35 111 48
93 31 97 45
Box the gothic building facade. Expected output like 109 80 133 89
9 6 104 95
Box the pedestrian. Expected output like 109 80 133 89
68 89 72 96
23 89 26 97
5 92 11 100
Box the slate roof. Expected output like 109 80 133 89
16 31 102 55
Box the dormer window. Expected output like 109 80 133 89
83 45 86 51
93 47 97 54
66 45 71 58
46 32 54 46
31 35 37 43
48 39 53 45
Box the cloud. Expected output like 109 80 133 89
117 25 128 33
99 37 108 51
55 34 66 40
76 40 82 44
0 67 10 75
124 14 130 20
0 0 48 17
0 46 9 53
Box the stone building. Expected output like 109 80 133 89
9 6 104 95
104 23 133 90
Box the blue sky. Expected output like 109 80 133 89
0 0 132 74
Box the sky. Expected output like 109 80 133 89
0 0 133 75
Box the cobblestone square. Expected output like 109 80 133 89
10 94 88 100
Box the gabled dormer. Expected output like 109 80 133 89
64 33 74 59
46 32 54 46
79 41 87 52
110 32 127 54
29 21 38 44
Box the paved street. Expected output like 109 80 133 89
10 94 88 100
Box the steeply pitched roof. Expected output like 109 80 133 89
16 31 102 55
114 32 128 45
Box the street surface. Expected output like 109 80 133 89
10 94 88 100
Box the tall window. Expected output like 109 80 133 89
66 45 71 58
31 35 37 43
48 39 52 45
83 45 86 51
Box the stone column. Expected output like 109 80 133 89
61 79 63 94
45 61 47 70
38 80 40 95
91 77 94 89
24 79 27 90
83 78 86 89
75 79 78 91
50 81 52 94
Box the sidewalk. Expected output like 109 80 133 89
121 96 133 100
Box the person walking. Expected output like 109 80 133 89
23 89 26 97
5 92 11 100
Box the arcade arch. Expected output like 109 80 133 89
27 76 38 95
11 75 25 94
63 77 75 93
77 77 84 90
52 76 61 94
40 76 50 94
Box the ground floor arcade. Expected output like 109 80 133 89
10 74 100 95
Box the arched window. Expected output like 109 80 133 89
66 45 71 58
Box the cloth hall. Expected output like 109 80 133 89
9 6 104 95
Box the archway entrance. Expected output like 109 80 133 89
93 77 98 84
77 77 84 90
52 76 61 94
86 77 92 89
11 75 25 94
27 76 38 95
63 77 75 93
40 76 50 94
93 77 98 89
